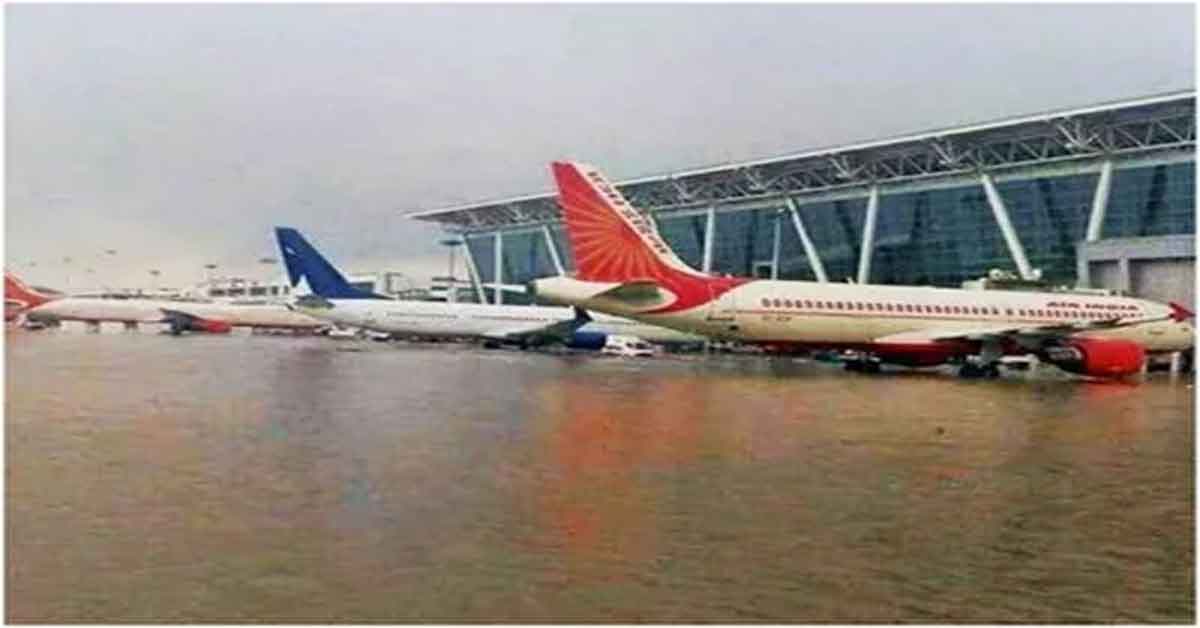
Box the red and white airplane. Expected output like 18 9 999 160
6 272 322 334
530 162 1195 379
5 273 59 322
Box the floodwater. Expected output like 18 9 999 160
6 328 1195 622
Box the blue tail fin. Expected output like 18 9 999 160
274 227 388 299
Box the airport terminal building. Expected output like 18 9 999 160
409 91 1195 307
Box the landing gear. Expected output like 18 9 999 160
958 361 1001 379
843 354 882 374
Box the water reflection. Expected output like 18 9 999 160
6 332 1193 622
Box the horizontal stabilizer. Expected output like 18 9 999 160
594 280 667 305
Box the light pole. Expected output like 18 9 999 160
149 269 161 294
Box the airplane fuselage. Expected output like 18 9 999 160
293 298 704 344
534 276 1194 355
27 297 323 329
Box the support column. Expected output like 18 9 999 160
493 231 503 305
1085 160 1114 242
542 225 565 276
701 206 716 274
856 185 880 284
980 173 1035 280
785 197 828 283
771 211 782 279
461 236 488 304
1169 351 1182 376
1117 257 1131 295
1076 250 1091 288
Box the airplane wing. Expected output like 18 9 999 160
159 308 234 335
480 307 593 342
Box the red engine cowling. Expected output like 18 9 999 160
1041 338 1145 378
192 319 233 334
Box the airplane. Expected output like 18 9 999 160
12 272 323 335
527 162 1195 379
5 273 60 322
274 226 704 349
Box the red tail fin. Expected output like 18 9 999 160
552 162 704 283
551 162 748 313
5 273 54 310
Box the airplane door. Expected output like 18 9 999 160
707 286 739 333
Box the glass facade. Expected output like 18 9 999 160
997 173 1097 284
1103 163 1195 238
711 208 775 277
465 159 1194 297
655 213 708 269
777 209 818 281
464 234 495 285
796 198 866 283
548 224 575 273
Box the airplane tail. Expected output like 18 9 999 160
551 161 706 283
5 272 55 311
549 162 746 314
274 227 389 300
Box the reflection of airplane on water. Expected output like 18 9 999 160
275 227 704 349
529 162 1195 379
9 272 322 334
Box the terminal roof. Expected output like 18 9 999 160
406 90 1195 230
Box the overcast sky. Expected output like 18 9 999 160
7 3 1194 292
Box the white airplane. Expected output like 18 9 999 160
274 227 703 348
10 272 322 334
528 162 1195 379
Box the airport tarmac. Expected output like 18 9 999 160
6 329 1195 622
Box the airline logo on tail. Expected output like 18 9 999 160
551 161 748 313
274 227 389 300
5 272 55 314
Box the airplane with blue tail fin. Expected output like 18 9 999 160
273 226 702 349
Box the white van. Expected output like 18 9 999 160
601 335 657 358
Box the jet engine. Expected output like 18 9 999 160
163 310 234 335
564 330 608 351
1040 338 1145 378
192 319 234 334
